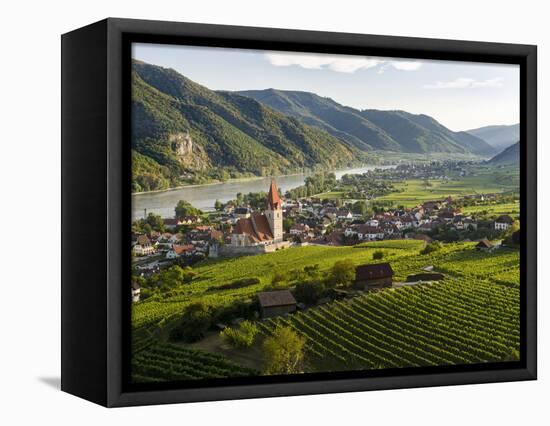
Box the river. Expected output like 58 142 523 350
132 165 395 220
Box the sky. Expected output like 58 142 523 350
133 43 519 132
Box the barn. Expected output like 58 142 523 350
355 263 394 290
258 290 297 318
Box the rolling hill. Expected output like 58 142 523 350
466 124 519 152
488 141 519 165
236 89 496 156
132 61 361 192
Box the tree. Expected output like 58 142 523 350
150 265 195 290
329 259 356 288
352 200 367 216
169 302 211 343
293 280 325 304
175 200 202 220
263 326 306 375
145 213 165 233
214 199 223 211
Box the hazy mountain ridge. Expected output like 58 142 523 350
236 89 496 156
467 124 519 152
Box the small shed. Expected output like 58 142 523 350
258 290 297 318
406 272 445 282
476 238 494 252
355 263 394 290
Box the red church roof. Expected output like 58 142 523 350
267 180 282 210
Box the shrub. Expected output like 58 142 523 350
420 241 443 255
271 271 290 287
372 250 384 260
218 277 260 290
220 320 258 348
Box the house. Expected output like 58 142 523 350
166 244 194 259
354 263 394 290
494 215 514 231
356 225 384 241
163 218 185 230
131 281 141 303
258 290 297 318
337 209 353 220
169 233 184 244
223 202 236 214
233 207 251 219
133 235 155 256
476 238 494 252
290 223 310 235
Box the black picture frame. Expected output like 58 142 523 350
61 17 537 407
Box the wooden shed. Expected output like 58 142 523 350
354 263 394 290
476 238 494 252
258 290 297 318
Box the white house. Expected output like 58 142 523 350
494 215 514 231
133 235 155 256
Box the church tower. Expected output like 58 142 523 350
265 180 283 243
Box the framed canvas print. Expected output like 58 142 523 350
61 18 537 407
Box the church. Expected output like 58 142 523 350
220 180 289 256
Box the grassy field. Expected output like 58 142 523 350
461 201 520 217
372 166 518 208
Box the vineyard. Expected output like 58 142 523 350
131 240 520 381
258 277 520 371
132 343 258 382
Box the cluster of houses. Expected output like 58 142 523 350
132 184 517 267
132 225 223 261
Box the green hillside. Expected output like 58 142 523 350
131 240 519 381
488 142 520 165
132 61 362 192
236 89 496 156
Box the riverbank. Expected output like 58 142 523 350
132 164 395 220
132 164 387 196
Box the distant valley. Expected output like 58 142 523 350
466 124 519 152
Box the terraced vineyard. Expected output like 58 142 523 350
258 277 520 371
132 343 258 382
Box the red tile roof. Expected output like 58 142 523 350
172 244 194 255
232 214 274 243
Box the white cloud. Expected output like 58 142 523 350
390 60 423 71
264 52 422 73
424 77 504 89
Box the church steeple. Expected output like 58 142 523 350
265 180 283 242
267 179 282 210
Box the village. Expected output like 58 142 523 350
131 175 519 308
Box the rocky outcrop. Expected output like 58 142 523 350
169 131 209 171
